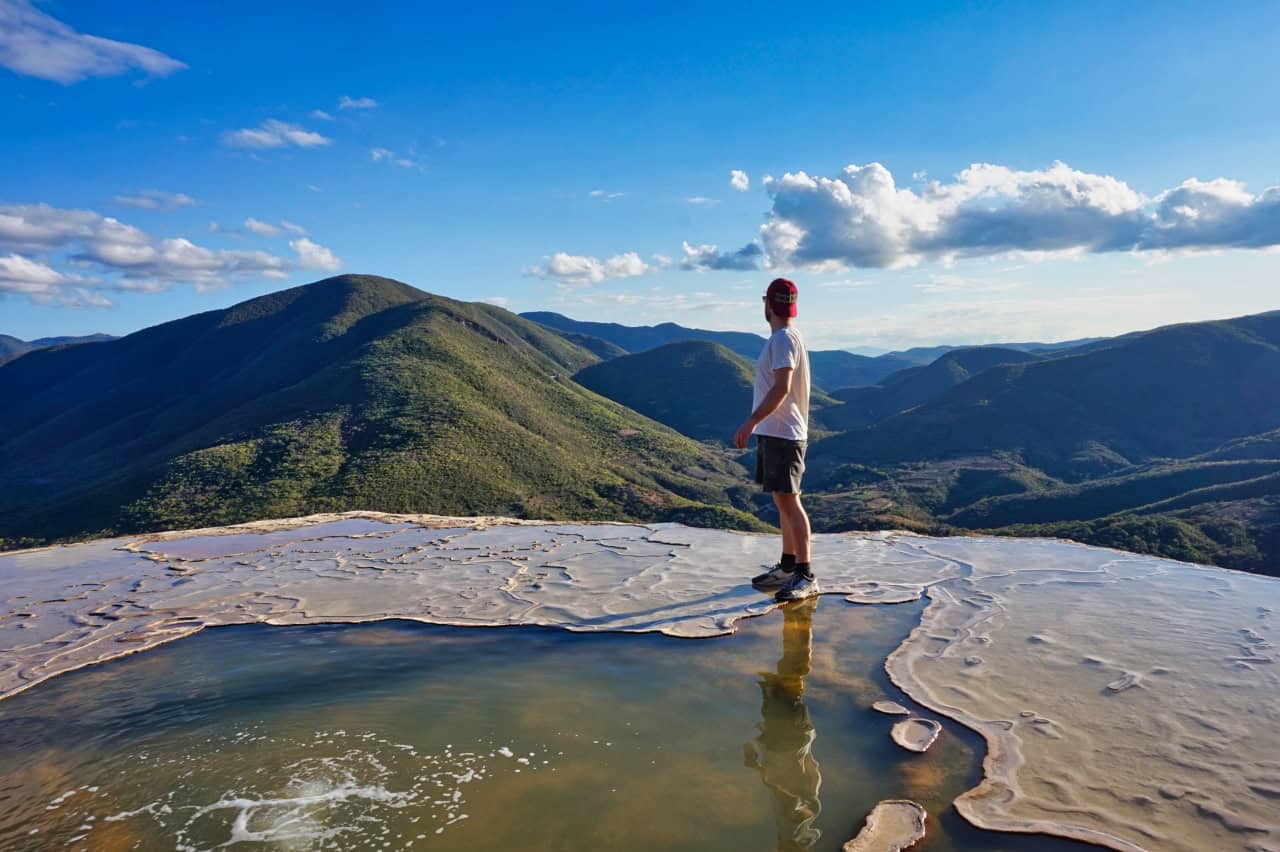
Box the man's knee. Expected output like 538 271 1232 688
773 492 800 514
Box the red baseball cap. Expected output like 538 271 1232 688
766 278 798 318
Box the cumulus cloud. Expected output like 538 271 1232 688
680 240 764 271
0 202 337 305
243 217 282 237
0 0 187 84
339 95 378 109
222 119 331 149
529 251 649 287
728 161 1280 270
113 189 198 210
730 170 749 192
290 237 342 272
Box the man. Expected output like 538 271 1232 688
734 277 817 602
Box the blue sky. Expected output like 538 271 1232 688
2 0 1278 350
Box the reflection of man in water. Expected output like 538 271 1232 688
744 598 822 850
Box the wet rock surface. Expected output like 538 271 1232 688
843 799 927 851
3 512 1279 851
890 718 941 753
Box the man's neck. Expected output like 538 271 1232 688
768 317 793 333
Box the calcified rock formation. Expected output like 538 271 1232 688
843 799 927 851
2 512 1278 851
890 718 941 753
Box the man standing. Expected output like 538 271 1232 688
734 278 817 602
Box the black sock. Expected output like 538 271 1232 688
780 553 796 572
796 562 813 579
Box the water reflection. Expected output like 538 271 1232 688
745 598 822 851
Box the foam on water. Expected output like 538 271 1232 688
38 726 564 851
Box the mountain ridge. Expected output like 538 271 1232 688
0 275 766 547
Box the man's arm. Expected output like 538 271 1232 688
734 367 793 448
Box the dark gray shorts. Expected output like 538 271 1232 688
755 435 807 494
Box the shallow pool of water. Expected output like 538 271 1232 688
0 600 1095 851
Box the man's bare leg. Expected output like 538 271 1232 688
775 492 796 558
772 492 811 564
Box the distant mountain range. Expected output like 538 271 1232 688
4 279 1276 575
521 311 916 389
554 308 1280 575
0 333 114 365
0 276 765 547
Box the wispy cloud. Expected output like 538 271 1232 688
680 240 764 271
310 109 334 121
589 189 625 200
370 147 423 170
339 95 378 110
0 0 187 84
528 251 649 287
112 189 198 210
0 202 340 305
243 217 282 237
686 196 720 207
222 120 331 149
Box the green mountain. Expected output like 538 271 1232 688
824 347 1040 429
574 341 756 442
0 275 767 548
813 311 1280 480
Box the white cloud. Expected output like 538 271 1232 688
0 202 331 305
730 170 749 192
680 240 764 271
529 251 649 287
290 237 341 272
686 196 720 207
726 160 1280 270
112 189 198 210
0 0 187 84
339 95 378 109
243 217 282 237
310 110 334 121
281 220 306 235
589 189 625 200
222 119 331 149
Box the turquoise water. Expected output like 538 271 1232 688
0 601 1096 851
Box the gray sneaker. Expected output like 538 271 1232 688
751 564 794 588
775 572 820 602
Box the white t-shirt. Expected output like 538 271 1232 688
752 326 810 441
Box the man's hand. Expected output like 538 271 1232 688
734 419 755 449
